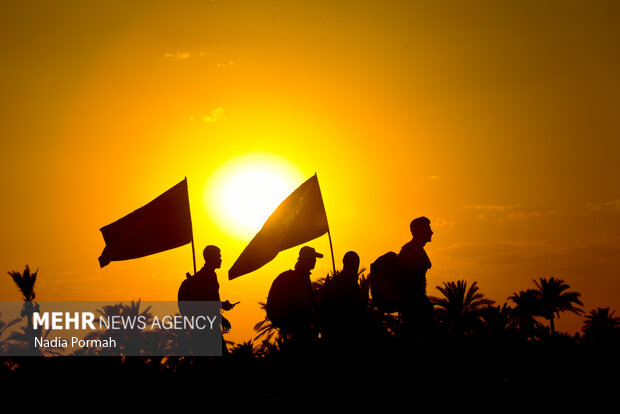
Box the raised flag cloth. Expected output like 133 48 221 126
228 174 329 280
98 178 193 268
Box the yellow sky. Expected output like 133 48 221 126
2 1 620 343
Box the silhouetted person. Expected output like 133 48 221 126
321 251 363 354
398 217 434 342
178 245 237 355
337 251 363 311
266 246 323 353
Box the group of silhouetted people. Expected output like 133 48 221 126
179 216 435 355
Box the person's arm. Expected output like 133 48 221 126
222 300 239 311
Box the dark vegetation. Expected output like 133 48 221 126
2 265 619 406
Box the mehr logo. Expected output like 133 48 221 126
33 311 218 331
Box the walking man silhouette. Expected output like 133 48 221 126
267 246 323 353
321 251 363 353
178 245 237 355
398 217 434 342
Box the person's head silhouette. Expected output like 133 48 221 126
410 216 433 246
342 251 360 275
295 246 323 273
203 245 222 271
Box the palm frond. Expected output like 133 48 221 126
7 265 38 301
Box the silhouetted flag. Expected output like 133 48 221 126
228 174 328 280
98 179 193 268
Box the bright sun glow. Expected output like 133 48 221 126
204 153 305 240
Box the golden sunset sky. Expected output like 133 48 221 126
2 0 619 343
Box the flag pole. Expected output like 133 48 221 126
191 239 197 275
327 227 336 276
315 173 336 276
185 177 197 275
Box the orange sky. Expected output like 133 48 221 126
2 1 620 344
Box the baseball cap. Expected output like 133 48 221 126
298 246 324 260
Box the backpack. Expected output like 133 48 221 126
266 270 312 330
369 252 408 313
178 272 198 317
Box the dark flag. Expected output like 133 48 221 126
228 174 329 280
98 179 193 268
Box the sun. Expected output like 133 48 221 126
204 153 305 240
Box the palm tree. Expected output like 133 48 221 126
146 311 196 356
532 277 584 335
230 340 259 360
479 303 516 339
254 301 284 348
431 280 495 336
7 265 37 301
5 326 65 356
7 265 40 353
0 313 21 353
82 300 154 355
508 289 545 340
581 307 620 344
7 265 38 321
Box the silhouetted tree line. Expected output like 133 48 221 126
2 265 620 405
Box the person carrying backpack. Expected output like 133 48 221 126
266 246 323 352
178 245 237 355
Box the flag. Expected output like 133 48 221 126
98 178 193 268
228 174 329 280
